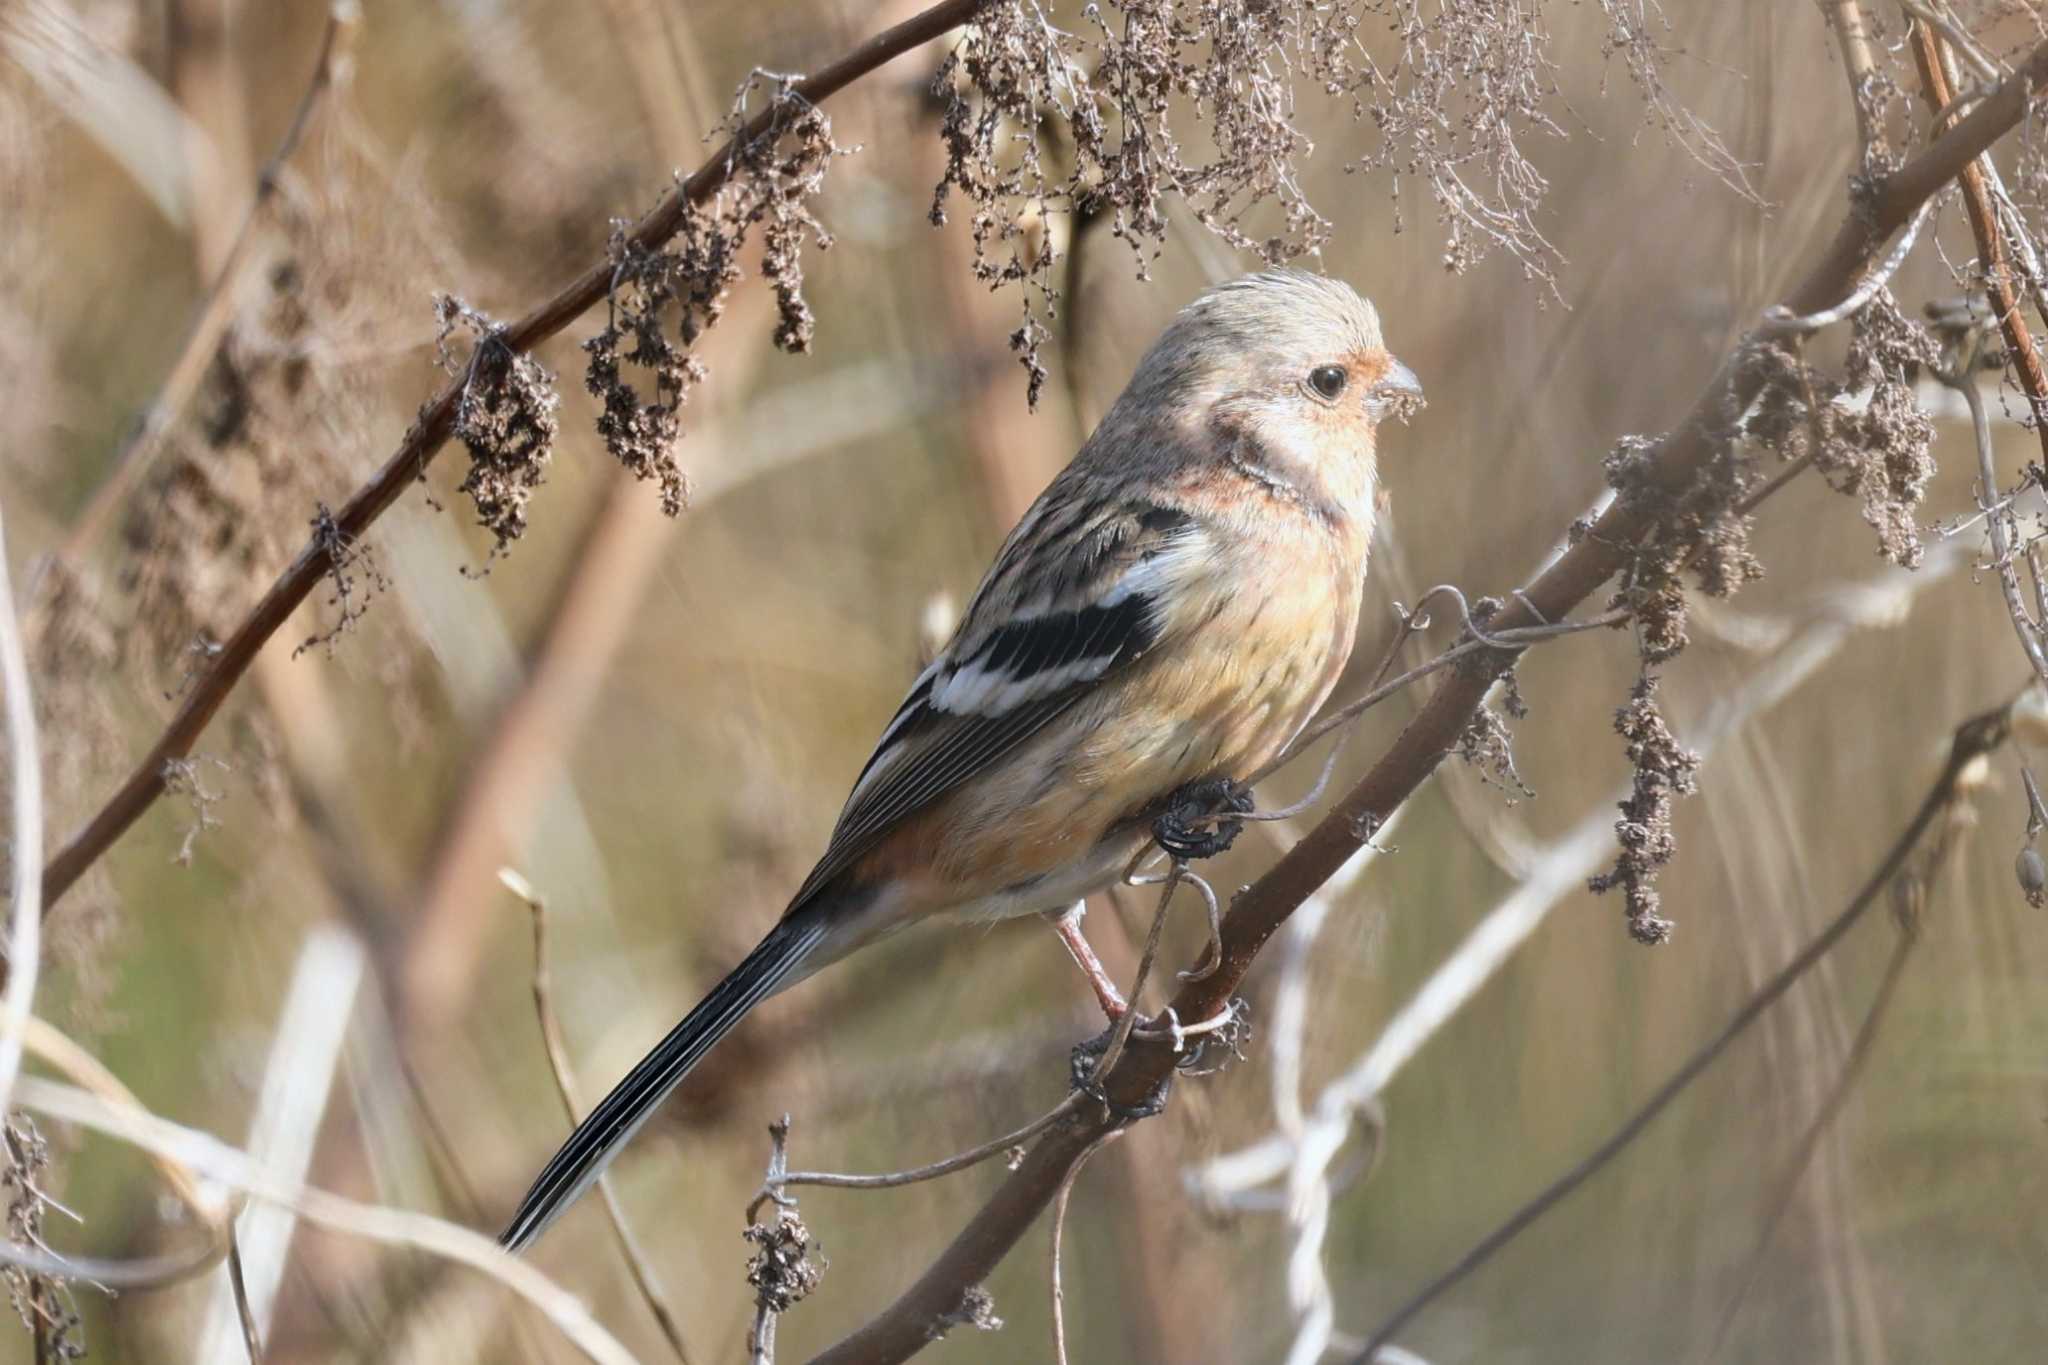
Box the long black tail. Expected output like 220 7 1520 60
500 912 830 1251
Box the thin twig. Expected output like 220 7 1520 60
1090 862 1184 1083
1939 348 2048 684
782 1095 1083 1193
1353 698 2016 1360
39 0 997 915
1758 196 1937 335
1049 1128 1124 1365
745 1113 806 1358
503 869 694 1365
1701 920 1919 1362
1902 1 2006 84
1912 19 2048 460
0 496 41 1120
1256 610 1624 790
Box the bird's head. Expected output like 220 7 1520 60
1112 269 1422 519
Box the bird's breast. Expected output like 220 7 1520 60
922 535 1364 901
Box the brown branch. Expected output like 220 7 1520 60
38 0 993 913
1912 15 2048 692
1355 697 2013 1361
811 38 2048 1365
1910 16 2048 460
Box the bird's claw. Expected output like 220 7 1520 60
1152 777 1255 861
1068 1026 1172 1122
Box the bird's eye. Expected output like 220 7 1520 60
1307 365 1348 400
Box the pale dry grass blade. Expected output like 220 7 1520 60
14 1072 643 1365
195 925 366 1362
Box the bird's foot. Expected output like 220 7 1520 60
1152 777 1255 861
1068 1025 1173 1122
1047 903 1128 1021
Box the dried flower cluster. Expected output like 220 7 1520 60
744 1208 826 1314
1352 0 1569 282
585 76 843 514
294 502 390 657
2 1118 81 1360
1591 1 1759 197
1456 669 1535 800
931 1285 1005 1337
439 295 562 558
1587 673 1699 945
932 0 1377 398
1746 291 1941 567
1586 279 1947 943
1590 395 1777 940
926 1 1739 396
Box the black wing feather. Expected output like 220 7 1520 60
784 506 1190 913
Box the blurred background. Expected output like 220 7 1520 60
1 1 2044 1361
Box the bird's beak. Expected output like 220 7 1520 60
1367 357 1424 423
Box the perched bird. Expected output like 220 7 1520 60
501 268 1421 1250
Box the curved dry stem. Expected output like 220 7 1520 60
1049 1128 1123 1365
0 500 42 1120
780 1095 1084 1194
1943 358 2048 686
11 1072 640 1365
1700 922 1919 1362
505 868 694 1365
1089 863 1183 1083
1760 196 1938 336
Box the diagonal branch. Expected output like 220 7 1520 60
1910 15 2048 458
811 37 2048 1364
38 0 993 914
1911 15 2048 692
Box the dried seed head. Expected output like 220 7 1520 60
2018 846 2046 909
438 297 561 560
1589 672 1699 945
584 74 844 508
744 1213 825 1315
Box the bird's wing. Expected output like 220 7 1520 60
785 496 1202 912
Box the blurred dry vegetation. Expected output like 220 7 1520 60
0 0 2044 1361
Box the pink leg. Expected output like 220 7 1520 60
1048 904 1127 1020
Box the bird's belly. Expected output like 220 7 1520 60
922 573 1355 909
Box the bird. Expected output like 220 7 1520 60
500 268 1421 1251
